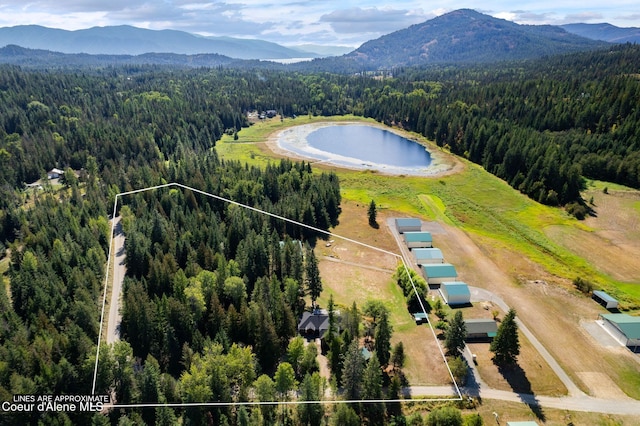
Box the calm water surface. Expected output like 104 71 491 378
306 125 431 167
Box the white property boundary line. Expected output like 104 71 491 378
92 182 463 407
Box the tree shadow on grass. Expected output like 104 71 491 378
498 363 546 422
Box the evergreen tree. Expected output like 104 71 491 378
330 404 361 426
490 308 520 366
391 342 406 369
304 247 322 309
361 355 385 425
341 339 364 401
297 373 324 426
374 310 392 366
368 200 378 228
444 311 467 356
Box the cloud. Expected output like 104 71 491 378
320 7 431 35
563 12 604 23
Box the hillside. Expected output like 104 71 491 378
341 9 608 68
561 23 640 44
0 24 317 60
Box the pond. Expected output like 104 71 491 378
276 123 434 175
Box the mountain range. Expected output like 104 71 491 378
0 10 637 69
0 25 343 60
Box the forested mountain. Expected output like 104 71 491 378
1 43 640 423
561 23 640 43
339 9 608 68
0 25 318 60
0 44 246 68
0 10 615 71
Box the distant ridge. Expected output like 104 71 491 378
0 44 246 68
561 23 640 44
0 25 319 60
340 9 609 68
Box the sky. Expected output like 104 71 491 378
1 1 639 47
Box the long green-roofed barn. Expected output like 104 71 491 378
395 218 422 233
413 247 444 265
403 231 433 248
422 263 457 285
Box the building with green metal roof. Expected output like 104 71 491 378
403 231 433 248
599 313 640 348
465 319 498 340
440 281 470 305
422 263 457 285
413 247 444 265
395 218 422 233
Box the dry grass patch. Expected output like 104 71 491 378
469 328 568 397
315 200 452 386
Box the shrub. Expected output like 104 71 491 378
573 277 594 294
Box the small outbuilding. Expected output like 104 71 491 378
395 218 422 233
506 422 539 426
47 168 64 180
422 263 457 286
592 290 618 310
298 312 330 339
599 313 640 348
413 248 444 265
413 312 428 325
439 281 470 305
465 319 498 340
403 231 433 248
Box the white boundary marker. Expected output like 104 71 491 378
92 182 463 408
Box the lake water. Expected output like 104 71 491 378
307 125 431 168
276 123 433 175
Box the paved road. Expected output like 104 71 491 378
106 217 125 344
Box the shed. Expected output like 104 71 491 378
506 422 539 426
298 312 330 339
395 218 422 233
599 313 640 348
413 312 428 325
465 319 498 340
403 231 433 248
422 263 457 285
413 248 444 265
439 281 470 305
592 290 618 310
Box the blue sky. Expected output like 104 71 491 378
1 1 638 47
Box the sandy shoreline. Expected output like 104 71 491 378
264 121 461 177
